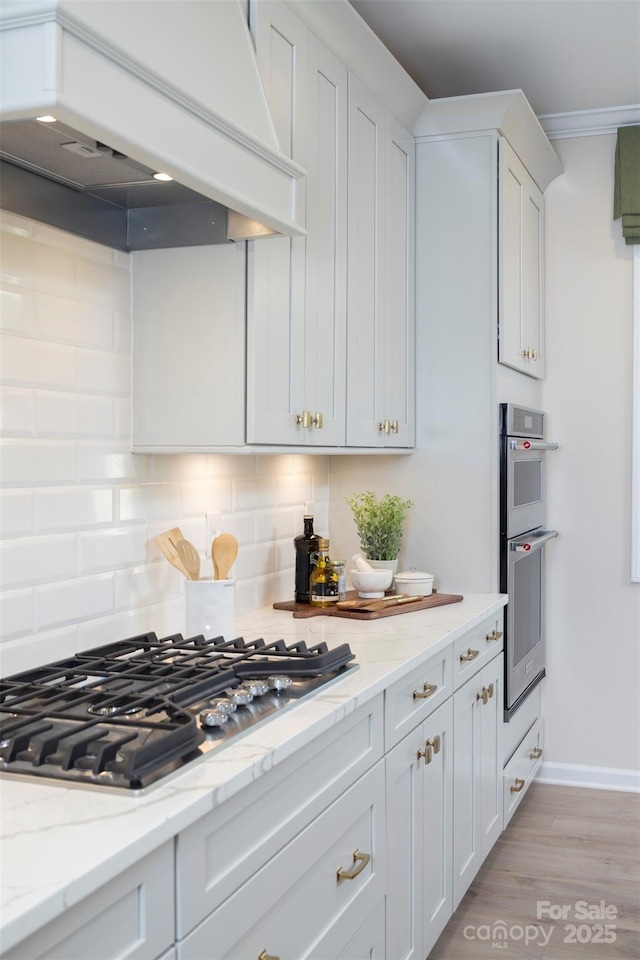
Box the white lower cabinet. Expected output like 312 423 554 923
503 717 544 827
386 698 453 960
3 843 175 960
177 762 386 960
452 654 504 909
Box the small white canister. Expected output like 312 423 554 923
394 570 435 597
185 579 235 640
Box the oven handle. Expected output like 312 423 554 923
509 439 559 451
510 529 559 553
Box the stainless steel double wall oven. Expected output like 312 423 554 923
500 404 558 720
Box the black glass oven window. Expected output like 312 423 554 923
513 460 542 508
513 549 542 665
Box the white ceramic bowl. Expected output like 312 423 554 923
350 568 393 598
394 570 434 597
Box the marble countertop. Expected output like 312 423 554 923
0 593 506 952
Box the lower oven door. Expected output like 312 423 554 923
505 527 558 719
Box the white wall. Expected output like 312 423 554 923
542 133 640 771
0 212 329 676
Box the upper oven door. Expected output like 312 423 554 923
505 438 557 538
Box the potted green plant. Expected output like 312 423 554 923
345 491 413 568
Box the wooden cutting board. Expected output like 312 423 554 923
273 590 463 620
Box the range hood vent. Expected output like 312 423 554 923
0 0 304 249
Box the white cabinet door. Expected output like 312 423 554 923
247 0 307 445
452 653 504 910
499 138 545 379
248 0 347 446
386 699 453 960
346 75 414 448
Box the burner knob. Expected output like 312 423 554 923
199 709 230 728
228 687 254 706
208 698 237 715
268 675 293 692
245 680 270 697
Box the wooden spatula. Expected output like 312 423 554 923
211 533 238 580
176 539 200 580
155 528 190 577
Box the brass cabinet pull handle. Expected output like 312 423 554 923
337 849 370 881
487 682 494 699
312 412 323 429
460 647 480 662
530 747 543 760
413 681 438 700
295 411 312 428
476 686 488 705
427 735 441 754
258 952 280 960
378 420 391 433
390 419 399 434
418 734 441 764
510 778 526 793
486 629 503 642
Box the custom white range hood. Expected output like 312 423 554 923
0 0 305 248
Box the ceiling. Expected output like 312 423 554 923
349 0 640 117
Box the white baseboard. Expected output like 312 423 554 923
536 761 640 793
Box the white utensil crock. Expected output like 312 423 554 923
185 579 235 640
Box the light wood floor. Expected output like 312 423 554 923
429 783 640 960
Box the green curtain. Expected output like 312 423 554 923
614 124 640 244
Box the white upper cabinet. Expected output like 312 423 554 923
346 76 415 447
499 138 546 378
247 0 347 446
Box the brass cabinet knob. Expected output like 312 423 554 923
460 647 480 663
295 411 312 428
311 412 323 429
510 778 526 793
390 419 399 434
485 629 503 643
418 734 441 764
412 681 438 700
378 420 391 433
476 687 489 705
258 952 280 960
336 849 370 881
521 347 539 361
530 746 543 760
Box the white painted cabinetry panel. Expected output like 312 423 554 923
499 138 546 379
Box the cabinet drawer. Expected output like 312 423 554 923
335 896 385 959
177 696 383 937
503 717 544 827
4 843 174 960
384 645 453 750
178 762 386 960
453 614 504 690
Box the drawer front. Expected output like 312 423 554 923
177 696 383 937
179 762 386 960
503 681 542 764
334 897 386 960
5 843 174 960
384 646 453 750
503 717 544 827
453 614 504 690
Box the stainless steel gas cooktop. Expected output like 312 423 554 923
0 632 356 792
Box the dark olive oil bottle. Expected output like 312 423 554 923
294 515 319 603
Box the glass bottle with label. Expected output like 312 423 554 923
310 538 340 607
294 515 319 603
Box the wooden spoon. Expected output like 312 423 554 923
211 533 238 581
176 539 200 580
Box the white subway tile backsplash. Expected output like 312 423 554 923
35 573 114 630
77 347 130 396
75 257 130 311
119 482 182 522
0 440 76 486
0 587 33 640
0 535 76 588
78 443 150 482
114 563 181 612
0 490 33 539
35 487 114 531
0 333 76 389
0 287 34 334
35 391 115 438
0 232 76 298
0 387 34 436
79 527 150 574
34 291 114 348
0 212 330 671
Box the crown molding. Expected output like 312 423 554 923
539 104 640 139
